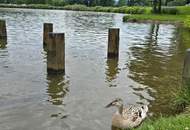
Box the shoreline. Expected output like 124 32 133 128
123 14 188 27
0 4 187 27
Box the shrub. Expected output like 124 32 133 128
63 4 88 11
162 7 179 14
168 0 186 6
177 6 190 15
123 6 147 14
184 16 190 28
50 0 65 6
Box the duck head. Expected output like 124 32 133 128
105 98 123 108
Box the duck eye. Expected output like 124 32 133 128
141 106 144 109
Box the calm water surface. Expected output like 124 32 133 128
0 8 189 130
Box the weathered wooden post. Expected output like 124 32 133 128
43 23 53 47
107 28 120 59
0 20 7 45
47 33 65 74
183 49 190 86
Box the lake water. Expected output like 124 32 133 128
0 8 189 130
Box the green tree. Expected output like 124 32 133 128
118 0 126 6
99 0 115 6
152 0 162 14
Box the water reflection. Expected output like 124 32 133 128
105 58 120 87
146 23 159 44
128 24 184 115
64 11 114 31
1 8 190 130
0 39 7 49
47 74 69 105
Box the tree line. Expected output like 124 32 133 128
0 0 189 7
0 0 115 6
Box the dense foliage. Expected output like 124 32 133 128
0 0 115 6
0 0 189 7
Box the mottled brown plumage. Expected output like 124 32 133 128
106 98 148 129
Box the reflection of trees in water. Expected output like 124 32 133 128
105 58 120 87
146 23 159 44
47 74 69 105
64 11 115 35
128 24 187 116
0 39 7 49
111 126 120 130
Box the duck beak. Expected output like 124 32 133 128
105 102 113 108
105 100 117 108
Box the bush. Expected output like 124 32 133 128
63 4 89 11
168 0 186 6
184 16 190 28
177 6 190 15
162 7 179 14
125 7 147 14
50 0 66 6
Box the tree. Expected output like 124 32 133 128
99 0 115 6
152 0 162 14
118 0 126 6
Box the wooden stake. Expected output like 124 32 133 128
47 33 65 74
0 20 7 44
108 28 120 59
43 23 53 47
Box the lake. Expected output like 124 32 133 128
0 8 189 130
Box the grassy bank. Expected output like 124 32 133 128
135 113 190 130
123 14 186 23
1 4 190 27
123 6 190 28
123 14 190 28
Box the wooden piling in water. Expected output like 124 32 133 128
47 33 65 74
0 20 7 44
183 49 190 85
107 28 120 59
43 23 53 47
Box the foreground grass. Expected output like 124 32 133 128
135 113 190 130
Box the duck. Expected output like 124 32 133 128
105 98 148 129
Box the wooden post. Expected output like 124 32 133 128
183 49 190 85
47 33 65 74
43 23 53 47
0 20 7 44
107 28 120 59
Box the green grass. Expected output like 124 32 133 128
122 6 190 28
123 14 190 28
177 6 190 15
184 16 190 28
123 14 187 23
134 114 190 130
